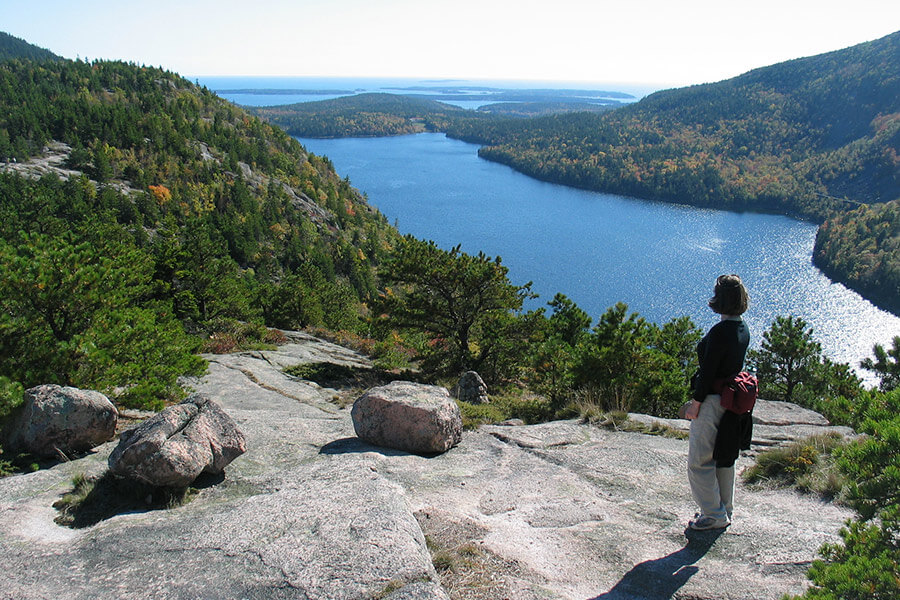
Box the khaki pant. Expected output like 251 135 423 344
688 394 734 521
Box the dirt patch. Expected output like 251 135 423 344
415 509 552 600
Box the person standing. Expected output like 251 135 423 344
684 274 750 530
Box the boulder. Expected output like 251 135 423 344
351 381 462 454
5 385 117 458
456 371 489 404
108 393 245 487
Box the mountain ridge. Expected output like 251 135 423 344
0 32 60 63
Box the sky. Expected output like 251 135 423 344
3 0 899 87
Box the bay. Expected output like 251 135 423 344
297 132 900 376
199 76 656 109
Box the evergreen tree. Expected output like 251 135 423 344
572 303 687 416
376 235 533 380
0 232 204 409
748 316 822 404
861 336 900 392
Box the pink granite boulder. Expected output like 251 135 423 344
6 385 117 458
351 381 462 454
108 393 245 487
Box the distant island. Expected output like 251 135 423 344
214 88 356 95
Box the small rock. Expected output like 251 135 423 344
5 384 117 458
456 371 489 404
108 393 245 487
351 381 462 454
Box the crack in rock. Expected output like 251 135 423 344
209 358 339 415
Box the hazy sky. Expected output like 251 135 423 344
4 0 899 87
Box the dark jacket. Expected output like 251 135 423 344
692 318 750 403
714 411 753 468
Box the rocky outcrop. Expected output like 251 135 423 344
233 160 333 224
455 370 489 404
108 393 245 487
0 333 857 600
351 381 462 454
0 141 142 196
4 384 117 458
628 398 857 451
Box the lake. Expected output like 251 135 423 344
296 132 900 377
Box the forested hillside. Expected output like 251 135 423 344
250 93 465 138
814 199 900 314
451 31 899 220
449 33 900 313
248 89 624 137
0 56 397 408
0 32 59 63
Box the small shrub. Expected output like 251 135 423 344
491 391 554 424
307 326 418 371
743 433 848 500
306 327 377 357
0 376 24 421
457 401 509 430
264 328 289 345
200 318 282 354
456 390 553 429
286 362 359 382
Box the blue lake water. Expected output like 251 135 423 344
297 133 900 377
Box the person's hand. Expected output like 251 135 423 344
685 400 702 420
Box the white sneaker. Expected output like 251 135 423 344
689 514 730 530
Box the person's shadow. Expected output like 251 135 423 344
588 528 726 599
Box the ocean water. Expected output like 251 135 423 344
195 76 658 108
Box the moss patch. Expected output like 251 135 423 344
52 470 211 528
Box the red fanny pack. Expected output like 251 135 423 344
715 372 758 414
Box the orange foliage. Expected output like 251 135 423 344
148 184 171 205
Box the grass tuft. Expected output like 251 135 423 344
581 409 688 439
53 471 203 528
200 318 285 354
